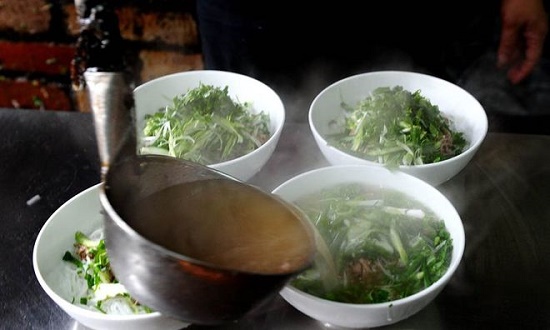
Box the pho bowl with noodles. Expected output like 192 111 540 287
134 70 285 182
309 70 488 186
272 165 465 329
32 184 189 330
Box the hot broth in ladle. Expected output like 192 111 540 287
101 154 317 324
120 178 314 274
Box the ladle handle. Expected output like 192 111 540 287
85 70 137 180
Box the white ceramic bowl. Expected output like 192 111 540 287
309 70 488 186
272 165 465 329
133 70 285 182
32 184 190 330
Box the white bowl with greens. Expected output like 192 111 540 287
309 70 488 186
33 184 190 330
134 70 285 182
272 165 465 329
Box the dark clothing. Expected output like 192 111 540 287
197 1 498 77
196 1 550 125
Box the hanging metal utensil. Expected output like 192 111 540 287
71 0 135 179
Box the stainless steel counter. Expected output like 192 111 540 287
1 108 550 329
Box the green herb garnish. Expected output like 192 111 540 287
291 183 453 304
329 86 467 167
141 83 271 165
62 231 152 314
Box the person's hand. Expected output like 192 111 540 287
497 0 549 84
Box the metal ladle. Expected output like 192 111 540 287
84 70 317 325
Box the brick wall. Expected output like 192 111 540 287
0 0 203 111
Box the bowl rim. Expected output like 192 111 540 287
308 70 489 169
133 69 286 169
272 164 466 307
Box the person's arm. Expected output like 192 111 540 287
497 0 549 84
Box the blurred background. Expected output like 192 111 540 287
0 0 203 113
0 0 549 134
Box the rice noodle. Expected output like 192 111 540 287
56 226 153 315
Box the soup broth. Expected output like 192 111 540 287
120 178 316 274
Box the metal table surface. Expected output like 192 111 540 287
1 108 550 330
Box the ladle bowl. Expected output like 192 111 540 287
100 154 317 325
83 70 315 325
